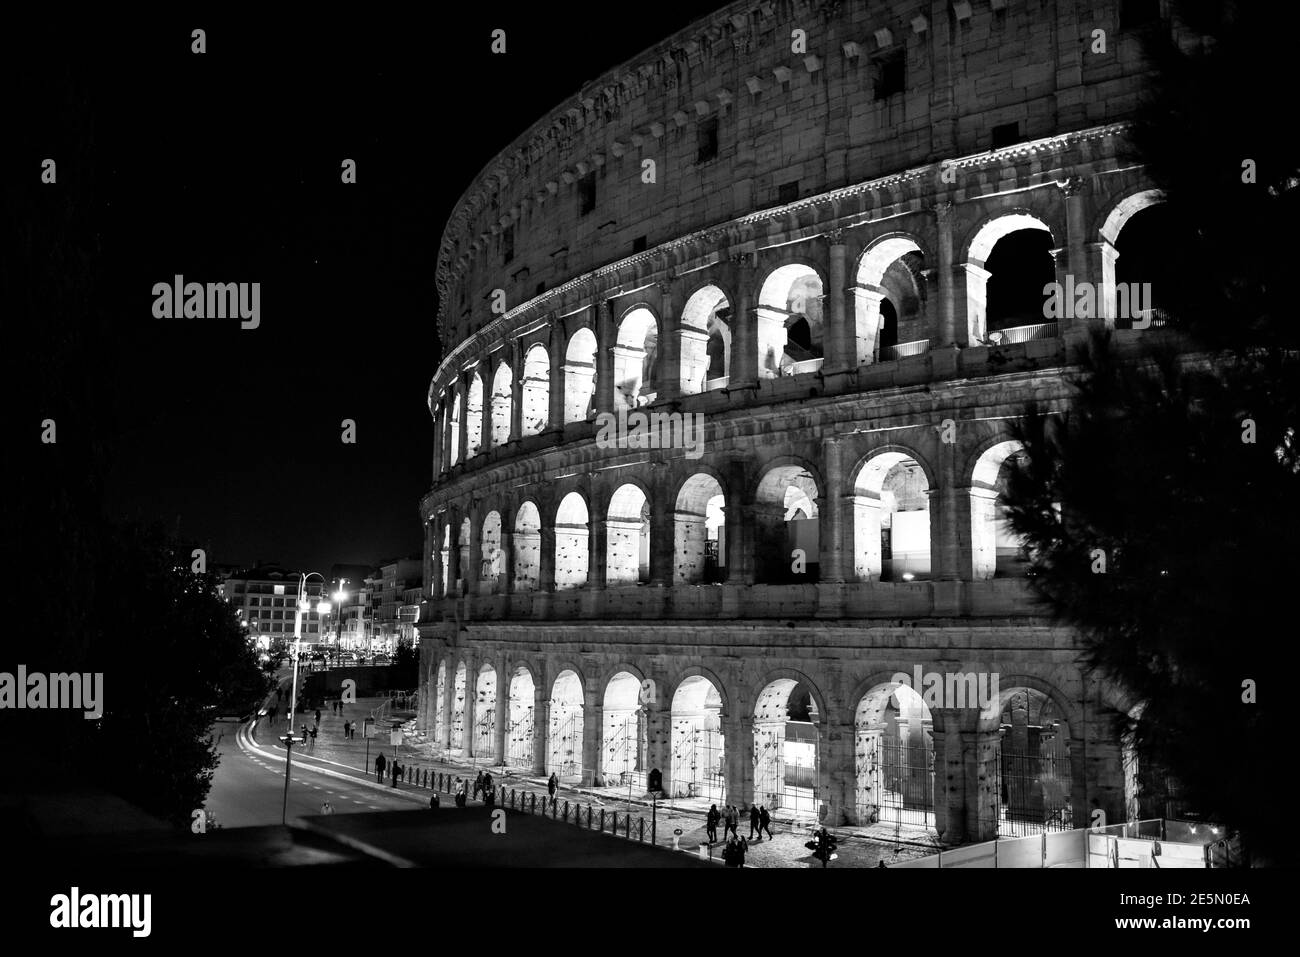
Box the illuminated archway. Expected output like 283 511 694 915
670 675 725 801
852 451 931 581
614 307 659 411
757 264 824 377
680 286 731 394
754 465 820 583
554 492 590 589
606 484 650 585
474 663 497 759
601 671 646 788
490 362 512 447
855 680 936 831
506 666 536 769
513 501 541 593
564 328 597 424
970 440 1030 579
753 677 821 820
521 344 549 435
674 473 726 584
548 670 585 783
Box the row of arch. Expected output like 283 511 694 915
427 657 1079 833
437 191 1173 468
433 438 1028 596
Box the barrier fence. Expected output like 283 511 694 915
385 765 658 847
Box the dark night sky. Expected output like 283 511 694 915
10 6 707 574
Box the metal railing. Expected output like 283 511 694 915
881 339 930 361
988 321 1059 345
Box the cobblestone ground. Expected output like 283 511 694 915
254 692 939 868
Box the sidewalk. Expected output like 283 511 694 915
251 687 936 868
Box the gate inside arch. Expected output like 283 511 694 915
752 678 820 822
995 688 1074 836
855 680 937 835
670 675 725 802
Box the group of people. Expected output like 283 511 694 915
706 804 773 844
374 752 405 787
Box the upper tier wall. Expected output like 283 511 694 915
436 0 1161 347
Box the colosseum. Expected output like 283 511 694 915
417 0 1178 846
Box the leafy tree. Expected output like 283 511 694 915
391 637 419 687
1001 1 1297 863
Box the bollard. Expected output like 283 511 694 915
639 819 645 842
552 798 557 819
530 792 536 813
599 808 605 832
625 816 631 839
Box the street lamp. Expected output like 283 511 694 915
332 580 348 667
281 571 330 826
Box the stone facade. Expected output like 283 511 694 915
418 0 1178 843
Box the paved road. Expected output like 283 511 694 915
205 717 422 828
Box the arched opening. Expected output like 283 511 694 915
564 328 597 424
554 492 590 590
450 661 468 753
448 392 462 466
465 373 484 458
674 473 726 584
433 659 447 744
506 666 536 769
856 236 928 363
852 452 931 582
479 511 504 594
601 671 647 789
757 264 824 377
521 344 550 435
996 688 1073 836
439 525 450 598
670 675 725 801
855 681 936 832
513 501 541 593
490 362 512 447
754 465 820 583
456 518 472 592
970 441 1031 579
966 213 1055 344
680 286 731 394
1113 203 1175 329
614 307 659 411
753 678 821 820
474 663 497 759
548 670 585 783
606 484 650 585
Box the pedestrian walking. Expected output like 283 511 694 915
759 805 774 840
375 753 387 783
429 793 440 810
321 801 333 815
483 771 493 794
391 761 400 788
315 708 321 726
706 804 719 844
749 804 761 840
723 836 739 868
735 835 749 867
473 771 484 801
547 772 558 799
309 725 318 747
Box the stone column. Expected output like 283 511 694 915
457 373 470 465
825 231 852 375
438 656 453 751
533 681 549 775
726 504 757 585
656 278 680 402
582 694 603 787
934 202 959 347
596 298 616 416
431 404 442 479
492 654 509 764
480 363 493 455
821 718 857 826
430 516 444 599
963 728 1001 843
729 255 758 388
819 437 847 582
440 392 453 471
539 516 557 592
510 338 524 442
722 707 754 809
422 520 434 599
588 489 607 590
499 508 515 595
446 507 463 589
464 507 480 597
647 472 674 587
547 320 565 433
461 654 478 757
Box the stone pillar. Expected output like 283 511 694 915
446 507 463 589
539 520 557 592
464 509 480 596
647 473 674 587
510 338 524 442
728 255 757 389
582 695 603 787
480 363 494 455
456 374 470 465
725 505 757 585
547 320 565 433
499 510 515 595
656 278 680 402
431 405 442 479
533 683 549 775
461 655 478 757
644 700 672 789
722 707 753 809
492 654 509 764
851 286 886 364
820 437 847 583
825 231 852 375
422 520 434 599
934 202 959 347
596 299 616 416
964 728 1001 843
438 657 453 751
821 718 857 826
588 495 607 590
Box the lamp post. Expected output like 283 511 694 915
281 571 331 826
331 579 348 668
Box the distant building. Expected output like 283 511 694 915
219 564 325 649
370 557 422 654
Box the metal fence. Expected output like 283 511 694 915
387 765 660 847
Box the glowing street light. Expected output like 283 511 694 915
281 571 327 826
